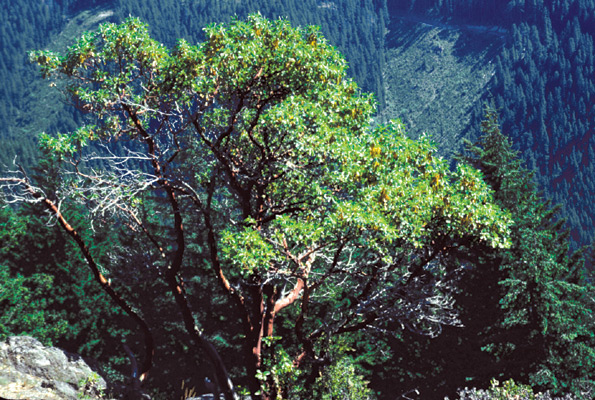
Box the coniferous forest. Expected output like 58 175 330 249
1 1 594 400
391 0 595 245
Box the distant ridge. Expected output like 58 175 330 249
380 13 505 156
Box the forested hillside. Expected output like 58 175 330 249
0 0 67 168
3 0 593 244
491 1 595 245
380 12 504 156
389 0 595 245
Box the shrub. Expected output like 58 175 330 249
451 379 578 400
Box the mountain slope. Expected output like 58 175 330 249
383 1 595 246
380 13 505 156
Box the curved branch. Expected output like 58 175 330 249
274 278 305 315
176 180 253 334
1 177 155 380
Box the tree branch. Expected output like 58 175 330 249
0 176 155 381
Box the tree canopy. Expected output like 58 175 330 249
2 15 511 399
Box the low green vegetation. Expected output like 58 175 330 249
453 379 575 400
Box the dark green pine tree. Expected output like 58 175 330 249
373 108 595 399
0 161 133 374
462 108 595 396
387 109 537 399
0 206 69 344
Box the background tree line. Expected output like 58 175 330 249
2 0 593 244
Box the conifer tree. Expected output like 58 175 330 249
372 108 595 399
463 108 595 396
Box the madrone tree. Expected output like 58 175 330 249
1 16 510 399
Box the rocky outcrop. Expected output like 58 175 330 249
0 336 108 400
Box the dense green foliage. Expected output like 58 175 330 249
3 0 593 245
0 203 131 377
1 2 595 399
370 109 595 399
2 16 514 400
0 263 66 343
460 110 595 396
113 0 387 106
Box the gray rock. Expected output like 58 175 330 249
187 394 251 400
0 336 108 400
